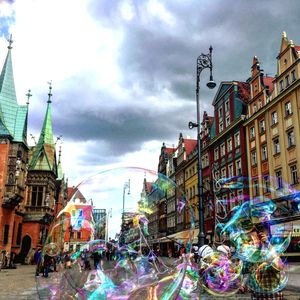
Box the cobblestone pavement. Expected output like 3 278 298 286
0 264 300 299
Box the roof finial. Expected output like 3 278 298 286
26 89 32 105
58 144 62 163
7 34 13 49
47 80 52 103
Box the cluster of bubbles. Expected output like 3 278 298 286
36 167 299 299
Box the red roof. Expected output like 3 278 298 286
263 76 274 93
165 147 176 154
294 45 300 52
184 139 197 157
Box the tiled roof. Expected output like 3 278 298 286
28 101 57 174
184 139 197 156
263 76 274 93
0 45 28 144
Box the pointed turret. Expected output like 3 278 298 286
28 82 57 175
0 35 28 144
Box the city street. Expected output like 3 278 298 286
0 263 300 299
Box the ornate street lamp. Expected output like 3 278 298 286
189 46 216 247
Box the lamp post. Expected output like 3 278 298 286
120 180 130 244
188 46 216 247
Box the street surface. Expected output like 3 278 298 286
0 263 300 299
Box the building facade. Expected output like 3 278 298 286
207 81 250 241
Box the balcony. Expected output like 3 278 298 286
2 193 22 208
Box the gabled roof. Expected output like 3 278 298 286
0 38 28 144
183 139 197 157
28 92 57 175
262 76 274 94
212 82 232 106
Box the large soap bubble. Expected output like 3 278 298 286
36 167 198 299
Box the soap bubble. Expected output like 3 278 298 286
36 167 198 299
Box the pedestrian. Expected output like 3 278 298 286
34 248 42 276
247 225 284 300
43 251 52 278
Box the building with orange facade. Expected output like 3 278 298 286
0 37 29 266
0 38 67 265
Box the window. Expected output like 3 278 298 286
261 144 268 161
250 127 255 139
258 99 262 109
285 101 292 116
253 103 257 113
290 165 298 185
253 179 259 196
259 119 265 133
3 224 9 245
226 116 230 127
251 151 257 166
221 143 225 157
219 106 223 119
285 75 290 87
275 170 283 189
236 159 242 176
77 232 81 239
31 186 44 206
228 164 233 178
234 132 240 147
219 122 224 132
273 138 280 155
271 111 278 125
8 173 14 185
279 80 284 91
227 138 232 152
225 100 229 113
214 148 219 160
264 176 270 193
291 70 296 82
221 167 226 178
287 130 295 147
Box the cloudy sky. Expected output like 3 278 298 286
0 0 300 188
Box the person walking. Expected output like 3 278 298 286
34 248 42 276
43 251 52 278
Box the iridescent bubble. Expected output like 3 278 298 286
36 167 197 299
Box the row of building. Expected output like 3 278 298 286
144 32 300 257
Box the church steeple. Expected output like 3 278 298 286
28 83 57 174
57 144 64 180
0 35 28 144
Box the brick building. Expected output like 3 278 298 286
0 38 29 264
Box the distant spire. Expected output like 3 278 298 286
26 89 32 105
47 80 52 103
7 34 13 50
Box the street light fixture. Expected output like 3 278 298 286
189 46 216 247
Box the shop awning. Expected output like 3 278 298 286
166 229 199 244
